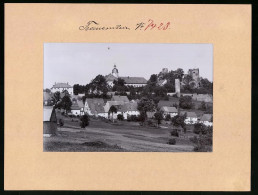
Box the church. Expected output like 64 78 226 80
105 65 148 87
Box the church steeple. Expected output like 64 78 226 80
112 64 119 78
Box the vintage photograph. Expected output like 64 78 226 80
43 43 213 152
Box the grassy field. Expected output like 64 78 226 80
44 113 197 152
44 99 212 152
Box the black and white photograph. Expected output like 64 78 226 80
43 43 213 152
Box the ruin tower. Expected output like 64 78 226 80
175 79 180 97
112 64 119 78
188 68 199 82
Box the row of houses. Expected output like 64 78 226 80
69 96 212 126
147 107 213 126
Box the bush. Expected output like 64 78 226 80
80 114 89 128
117 114 124 121
167 138 176 145
170 129 179 137
147 119 155 127
179 96 193 109
193 123 207 134
165 114 171 121
59 119 64 127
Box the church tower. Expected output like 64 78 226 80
112 64 119 78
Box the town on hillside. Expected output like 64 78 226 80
43 65 213 152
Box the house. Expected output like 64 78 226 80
77 100 85 115
158 100 176 108
43 106 57 137
70 101 81 116
180 111 198 124
160 106 178 118
103 100 125 119
84 98 107 118
51 82 73 95
43 92 53 106
105 65 147 87
111 95 129 102
200 114 213 126
120 102 140 119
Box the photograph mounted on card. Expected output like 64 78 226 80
5 4 251 191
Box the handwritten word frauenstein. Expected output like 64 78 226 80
79 20 171 31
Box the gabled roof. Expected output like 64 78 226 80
52 82 72 88
120 76 147 84
71 102 80 110
161 106 177 113
200 114 212 122
43 106 56 122
77 100 84 109
111 95 129 102
105 74 118 82
180 111 197 118
121 102 138 112
86 98 105 114
158 100 175 108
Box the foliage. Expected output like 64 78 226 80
193 123 207 134
60 95 72 114
170 129 179 137
191 126 213 152
165 114 171 121
59 119 64 127
137 97 156 122
52 91 61 105
171 114 186 129
154 111 163 126
167 138 176 145
179 96 193 109
112 78 128 92
87 75 109 95
148 74 158 86
109 105 118 122
80 114 89 128
117 114 124 121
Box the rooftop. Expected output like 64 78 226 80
52 82 72 88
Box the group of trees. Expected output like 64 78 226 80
72 67 213 104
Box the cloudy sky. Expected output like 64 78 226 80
44 43 213 89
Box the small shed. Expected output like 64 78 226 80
43 106 57 137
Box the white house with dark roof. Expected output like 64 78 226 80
105 65 147 87
70 101 81 116
180 111 198 124
84 98 107 118
200 114 213 126
51 82 73 95
160 106 178 118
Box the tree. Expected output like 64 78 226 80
165 114 171 121
88 75 109 95
73 84 80 95
137 97 156 123
52 91 61 105
175 68 184 81
80 114 89 128
171 114 186 129
148 74 158 86
109 105 117 122
179 96 193 109
193 123 207 134
61 95 72 114
154 111 163 127
44 88 51 93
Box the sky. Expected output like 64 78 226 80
44 43 213 89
